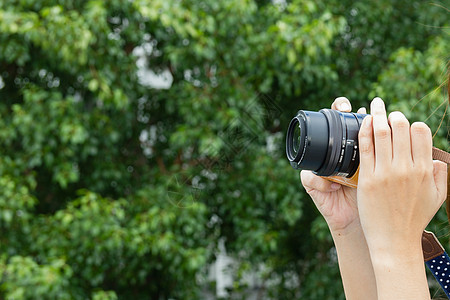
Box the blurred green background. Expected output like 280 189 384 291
0 0 448 299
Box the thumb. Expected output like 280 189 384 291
432 160 448 206
300 170 341 194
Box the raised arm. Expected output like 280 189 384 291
300 97 377 300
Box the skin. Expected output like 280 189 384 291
301 97 448 300
301 97 377 300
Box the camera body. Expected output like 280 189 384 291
286 109 368 187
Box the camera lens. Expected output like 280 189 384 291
286 109 368 177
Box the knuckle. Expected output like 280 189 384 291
362 173 389 190
359 140 372 155
358 130 373 155
358 177 379 191
359 179 374 190
358 126 371 139
393 167 410 180
425 164 434 176
374 127 391 140
375 173 390 185
415 162 432 176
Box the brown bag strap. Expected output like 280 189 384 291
422 230 445 261
433 147 450 164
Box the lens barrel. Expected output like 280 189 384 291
286 109 367 177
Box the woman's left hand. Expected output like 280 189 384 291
356 97 448 299
357 97 448 254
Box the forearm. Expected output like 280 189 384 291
331 221 377 300
370 240 430 300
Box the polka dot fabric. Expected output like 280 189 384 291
426 252 450 298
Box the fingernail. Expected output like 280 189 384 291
339 103 350 111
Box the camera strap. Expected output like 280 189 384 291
423 147 449 298
432 147 450 165
423 231 450 298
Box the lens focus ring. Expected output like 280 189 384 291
286 108 368 177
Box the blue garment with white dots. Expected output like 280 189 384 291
426 252 450 298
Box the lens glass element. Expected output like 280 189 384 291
292 125 301 154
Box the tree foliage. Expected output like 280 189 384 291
0 0 448 299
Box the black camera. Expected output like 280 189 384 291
286 109 368 178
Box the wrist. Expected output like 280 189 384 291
370 242 430 300
330 218 363 239
369 238 424 267
331 220 370 258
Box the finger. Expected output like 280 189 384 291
388 111 412 165
410 122 432 168
370 97 392 168
357 107 367 114
358 115 375 176
300 170 341 193
432 161 448 206
331 97 352 112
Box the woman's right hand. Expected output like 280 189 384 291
300 97 366 234
300 97 378 300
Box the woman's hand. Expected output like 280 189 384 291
301 97 378 300
356 97 448 300
301 97 366 234
357 97 448 252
